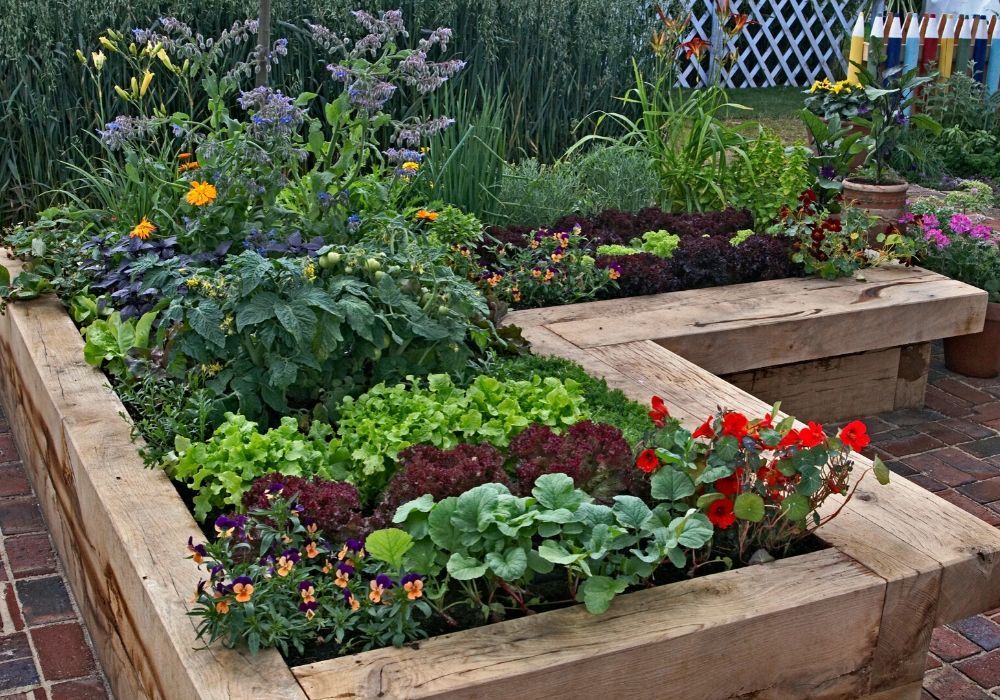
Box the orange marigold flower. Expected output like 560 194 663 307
178 161 200 173
185 180 218 207
130 216 156 240
415 209 438 221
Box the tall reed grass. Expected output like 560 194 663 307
0 0 657 225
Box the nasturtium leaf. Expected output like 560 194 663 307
579 575 628 615
393 494 435 523
364 528 414 569
713 435 740 461
485 548 528 580
733 493 765 522
698 463 736 485
650 468 696 501
446 552 488 580
612 495 653 529
780 493 811 522
873 456 891 485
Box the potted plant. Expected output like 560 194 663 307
802 78 872 171
908 198 1000 377
842 62 939 226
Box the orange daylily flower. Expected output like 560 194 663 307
681 37 710 60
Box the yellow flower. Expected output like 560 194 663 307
185 181 218 207
178 161 200 173
114 85 130 100
401 161 420 173
91 51 106 71
129 216 156 240
99 36 118 52
139 70 154 96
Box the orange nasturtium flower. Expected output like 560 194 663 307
185 181 218 207
129 216 156 240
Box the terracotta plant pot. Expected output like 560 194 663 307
841 177 909 238
944 301 1000 378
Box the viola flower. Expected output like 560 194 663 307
185 180 218 207
681 36 710 60
607 262 622 281
276 549 300 577
129 216 156 240
798 421 826 448
321 560 333 575
369 574 394 604
335 562 354 588
215 600 230 615
692 416 715 439
342 588 360 611
299 600 318 619
636 448 660 473
214 515 240 538
299 580 316 604
721 412 749 440
305 540 320 559
838 420 870 451
186 537 207 564
714 468 743 496
706 498 736 529
401 573 424 600
264 482 284 499
648 396 669 427
415 209 438 221
232 576 254 603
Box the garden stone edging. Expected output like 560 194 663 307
1 250 998 699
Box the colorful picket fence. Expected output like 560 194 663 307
852 12 1000 95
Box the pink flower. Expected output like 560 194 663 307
970 225 993 241
923 228 951 249
898 212 915 224
949 213 973 235
921 213 940 228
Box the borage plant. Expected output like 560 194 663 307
635 397 889 564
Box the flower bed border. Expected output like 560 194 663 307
1 251 998 699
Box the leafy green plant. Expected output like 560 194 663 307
168 413 348 520
164 245 488 424
335 373 587 498
394 474 714 616
490 353 651 446
82 310 158 376
722 128 811 226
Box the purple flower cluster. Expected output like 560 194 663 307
237 87 306 139
394 116 456 148
96 116 155 151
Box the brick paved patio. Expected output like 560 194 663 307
0 415 110 699
858 343 1000 699
0 341 998 698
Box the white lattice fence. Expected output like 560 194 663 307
676 0 854 88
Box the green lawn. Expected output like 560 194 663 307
721 86 807 144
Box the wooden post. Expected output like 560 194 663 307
255 0 272 88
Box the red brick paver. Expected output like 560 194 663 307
0 411 110 698
860 344 1000 698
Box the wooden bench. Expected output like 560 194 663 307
507 265 987 422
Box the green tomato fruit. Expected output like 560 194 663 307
343 266 354 275
365 258 381 272
326 252 341 266
374 270 387 282
437 305 450 316
318 255 332 269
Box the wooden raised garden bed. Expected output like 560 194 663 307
1 252 998 700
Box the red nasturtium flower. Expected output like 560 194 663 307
636 448 660 473
798 421 826 448
721 411 749 440
649 396 669 427
692 416 715 439
714 468 743 496
838 420 870 451
777 428 800 449
706 498 736 529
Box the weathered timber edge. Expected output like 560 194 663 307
0 253 306 700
